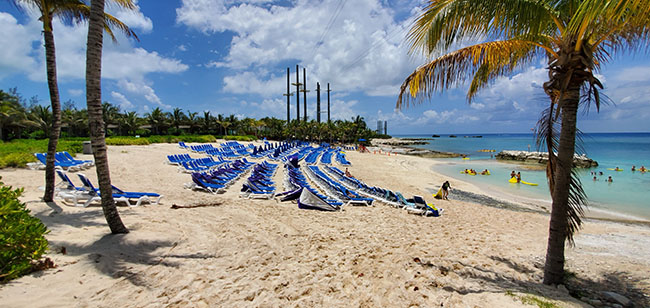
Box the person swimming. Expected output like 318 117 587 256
593 176 597 181
632 165 636 171
615 166 622 171
607 176 613 183
640 165 647 172
481 169 489 175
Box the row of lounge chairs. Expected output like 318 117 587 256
55 170 162 207
323 165 441 216
31 152 94 171
305 165 373 206
278 164 343 211
186 159 255 194
240 161 278 199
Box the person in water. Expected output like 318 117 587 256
441 181 451 200
640 165 647 172
516 172 522 183
599 171 604 176
593 176 597 181
632 165 636 171
607 176 613 182
481 169 489 175
510 170 516 179
615 166 622 171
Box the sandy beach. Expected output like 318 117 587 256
1 142 648 307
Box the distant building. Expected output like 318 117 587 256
376 120 382 133
384 121 387 135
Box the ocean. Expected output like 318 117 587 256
395 133 650 221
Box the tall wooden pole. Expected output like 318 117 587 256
292 65 301 122
327 83 331 124
302 67 308 121
316 82 321 123
284 67 290 125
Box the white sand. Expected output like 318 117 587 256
1 142 648 307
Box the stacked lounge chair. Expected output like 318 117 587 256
305 165 373 206
277 163 342 210
32 152 94 171
240 160 278 199
186 159 255 194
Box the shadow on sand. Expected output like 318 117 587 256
413 254 648 306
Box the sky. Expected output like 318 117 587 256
1 0 649 135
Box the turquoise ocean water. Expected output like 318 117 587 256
396 133 650 220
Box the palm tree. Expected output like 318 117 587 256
170 107 186 132
187 111 199 134
102 101 120 135
144 107 167 135
0 90 35 141
200 111 212 134
29 105 53 137
397 0 650 285
13 0 138 202
119 111 141 136
85 0 138 234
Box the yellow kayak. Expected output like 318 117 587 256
433 188 443 199
462 157 470 160
607 168 624 171
480 171 490 175
460 171 477 175
509 177 538 186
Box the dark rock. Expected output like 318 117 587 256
495 150 598 168
602 291 630 306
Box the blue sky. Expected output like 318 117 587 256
1 0 649 134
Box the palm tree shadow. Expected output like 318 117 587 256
31 203 109 228
415 255 648 306
51 234 179 287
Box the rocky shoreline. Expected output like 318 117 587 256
369 138 461 158
496 150 598 168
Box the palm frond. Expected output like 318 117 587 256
566 167 587 245
103 12 139 42
397 39 541 109
535 101 559 194
407 0 560 57
568 0 650 51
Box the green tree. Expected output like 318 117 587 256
144 107 168 135
13 0 138 202
102 102 120 135
170 107 186 131
397 0 650 285
0 90 35 141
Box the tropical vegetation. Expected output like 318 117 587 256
1 89 382 149
0 177 49 282
397 0 650 285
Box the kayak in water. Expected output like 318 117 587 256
509 177 538 186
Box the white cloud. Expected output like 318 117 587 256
177 0 418 97
117 79 171 109
111 91 134 109
110 0 153 34
0 13 39 79
68 89 83 97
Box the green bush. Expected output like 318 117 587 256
224 135 257 141
0 177 49 282
105 137 151 146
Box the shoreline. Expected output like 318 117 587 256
380 140 649 224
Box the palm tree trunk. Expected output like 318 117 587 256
42 20 62 202
86 0 128 234
543 84 580 285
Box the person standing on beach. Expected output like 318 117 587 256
441 181 451 200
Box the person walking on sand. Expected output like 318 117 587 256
441 181 451 200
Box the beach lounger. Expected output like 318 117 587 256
73 174 160 207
